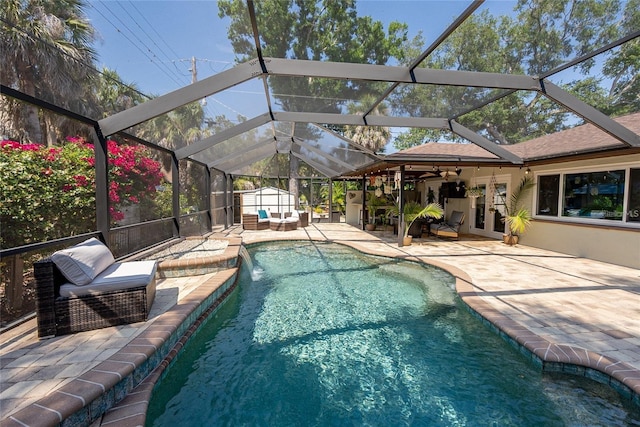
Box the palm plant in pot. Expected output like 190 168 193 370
501 176 535 245
388 201 444 245
365 193 385 231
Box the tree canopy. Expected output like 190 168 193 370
391 0 640 149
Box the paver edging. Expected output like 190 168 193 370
336 237 640 408
1 241 243 427
452 268 640 407
100 270 240 427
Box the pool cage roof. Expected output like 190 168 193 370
7 0 640 180
93 0 640 180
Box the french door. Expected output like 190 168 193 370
468 175 510 238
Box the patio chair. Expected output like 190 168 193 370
286 210 309 227
34 238 157 338
242 210 270 230
431 210 465 240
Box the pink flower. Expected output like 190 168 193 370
110 207 124 222
73 175 89 187
1 140 21 149
45 148 60 161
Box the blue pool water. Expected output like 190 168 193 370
147 241 640 426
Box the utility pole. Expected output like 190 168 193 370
190 56 197 83
189 57 206 105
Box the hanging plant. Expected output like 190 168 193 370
465 186 483 209
465 186 483 198
488 172 497 213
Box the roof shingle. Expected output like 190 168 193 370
392 112 640 162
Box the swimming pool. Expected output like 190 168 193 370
147 241 640 426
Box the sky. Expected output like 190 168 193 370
83 1 526 153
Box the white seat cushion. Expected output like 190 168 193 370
269 218 298 224
51 238 115 286
59 260 157 298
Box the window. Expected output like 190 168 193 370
537 175 559 216
563 170 625 221
535 165 639 225
628 168 640 222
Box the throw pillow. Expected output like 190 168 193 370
51 237 116 286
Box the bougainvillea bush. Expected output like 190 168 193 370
0 136 166 249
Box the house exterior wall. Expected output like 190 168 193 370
437 154 639 269
523 220 639 269
525 153 640 269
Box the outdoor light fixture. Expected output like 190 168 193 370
525 167 531 174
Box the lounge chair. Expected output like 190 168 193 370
431 210 465 240
34 238 157 338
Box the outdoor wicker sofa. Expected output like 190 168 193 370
243 210 309 230
285 211 309 227
34 237 157 338
269 217 298 231
242 211 270 230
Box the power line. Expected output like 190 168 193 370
127 1 187 69
90 2 186 88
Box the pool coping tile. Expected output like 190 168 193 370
2 227 639 426
1 237 241 427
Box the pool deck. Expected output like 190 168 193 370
1 223 640 426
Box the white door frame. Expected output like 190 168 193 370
468 174 511 239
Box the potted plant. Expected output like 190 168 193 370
465 186 483 209
501 176 535 245
365 193 385 231
388 201 444 245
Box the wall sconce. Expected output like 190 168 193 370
525 167 531 175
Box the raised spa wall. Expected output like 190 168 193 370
137 235 240 278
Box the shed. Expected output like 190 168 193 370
239 187 296 215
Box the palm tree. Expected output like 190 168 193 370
344 94 392 153
94 68 147 118
1 0 96 143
